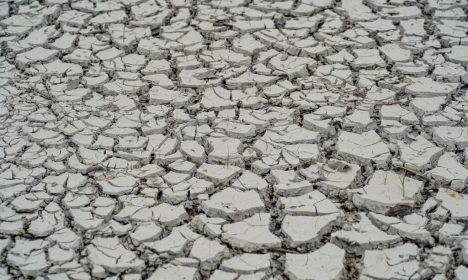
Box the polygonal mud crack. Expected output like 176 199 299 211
0 0 467 279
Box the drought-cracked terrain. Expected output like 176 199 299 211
0 0 468 279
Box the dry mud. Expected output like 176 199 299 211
0 0 468 279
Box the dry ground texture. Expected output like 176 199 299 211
0 0 468 279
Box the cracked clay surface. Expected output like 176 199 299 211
0 0 467 279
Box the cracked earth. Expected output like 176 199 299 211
0 0 468 279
